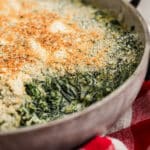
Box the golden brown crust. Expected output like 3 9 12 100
0 0 108 76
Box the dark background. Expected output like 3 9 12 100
146 63 150 80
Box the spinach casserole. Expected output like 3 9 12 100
0 0 143 131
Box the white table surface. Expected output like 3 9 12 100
138 0 150 24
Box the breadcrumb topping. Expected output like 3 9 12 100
0 0 107 77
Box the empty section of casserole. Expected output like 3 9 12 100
0 0 143 131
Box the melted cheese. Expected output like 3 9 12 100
54 49 67 60
50 20 73 33
7 75 24 96
29 38 48 62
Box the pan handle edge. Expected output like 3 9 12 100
130 0 141 8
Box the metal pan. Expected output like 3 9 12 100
0 0 149 150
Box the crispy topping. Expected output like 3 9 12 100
0 0 107 76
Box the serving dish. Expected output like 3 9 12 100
0 0 149 149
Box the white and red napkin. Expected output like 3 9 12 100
80 136 128 150
80 80 150 150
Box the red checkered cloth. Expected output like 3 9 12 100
80 81 150 150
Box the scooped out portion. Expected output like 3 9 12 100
0 0 143 131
